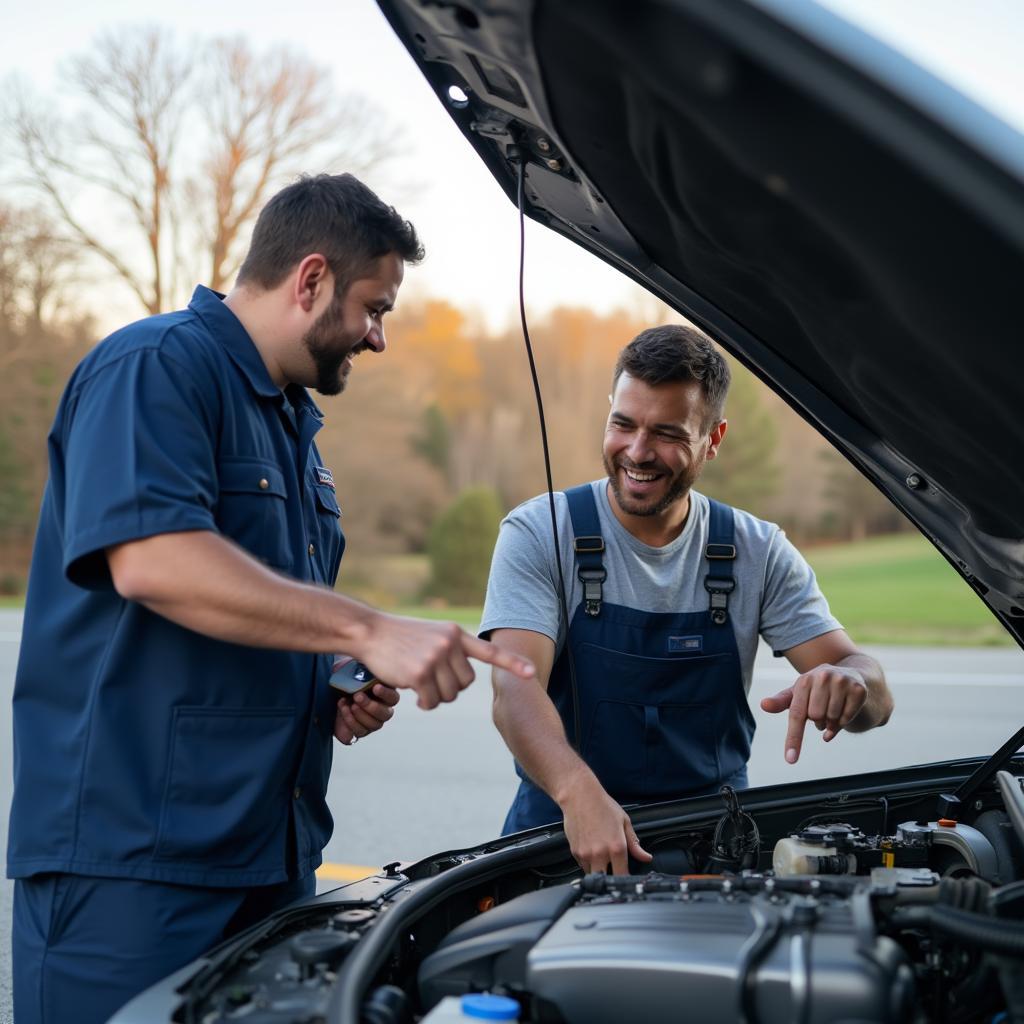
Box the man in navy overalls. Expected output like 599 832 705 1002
481 325 893 874
8 174 534 1024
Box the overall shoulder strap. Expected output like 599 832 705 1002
564 484 606 617
704 498 737 626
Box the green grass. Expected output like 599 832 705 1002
804 533 1011 647
401 533 1013 647
392 605 483 630
0 592 482 627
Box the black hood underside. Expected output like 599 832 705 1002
378 0 1024 646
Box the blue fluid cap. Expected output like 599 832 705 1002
460 993 520 1020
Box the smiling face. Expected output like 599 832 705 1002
602 371 726 530
301 251 405 396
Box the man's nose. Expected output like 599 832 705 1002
365 322 387 353
626 431 654 462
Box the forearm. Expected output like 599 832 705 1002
492 667 599 806
108 530 375 655
838 652 894 731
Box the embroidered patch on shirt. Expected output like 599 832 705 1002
668 635 703 653
316 466 335 490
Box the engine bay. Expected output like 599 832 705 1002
164 766 1024 1024
416 804 1024 1024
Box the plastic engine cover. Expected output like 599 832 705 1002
526 894 914 1024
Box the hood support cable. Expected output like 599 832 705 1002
512 150 582 751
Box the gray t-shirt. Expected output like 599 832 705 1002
480 480 842 694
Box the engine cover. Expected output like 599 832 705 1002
525 892 914 1024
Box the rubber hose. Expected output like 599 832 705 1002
896 905 1024 956
939 876 992 913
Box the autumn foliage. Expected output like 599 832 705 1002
0 262 907 593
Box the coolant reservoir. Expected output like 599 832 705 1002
773 836 857 877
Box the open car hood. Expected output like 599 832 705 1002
377 0 1024 647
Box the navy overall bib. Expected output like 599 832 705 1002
502 485 755 834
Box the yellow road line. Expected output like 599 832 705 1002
316 861 380 882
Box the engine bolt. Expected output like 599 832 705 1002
537 137 552 152
545 157 563 171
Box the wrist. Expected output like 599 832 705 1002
330 592 379 658
553 763 602 809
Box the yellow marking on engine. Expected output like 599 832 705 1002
316 861 380 881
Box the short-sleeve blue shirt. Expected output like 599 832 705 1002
7 286 346 887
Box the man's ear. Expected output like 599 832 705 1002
294 254 330 313
706 419 728 460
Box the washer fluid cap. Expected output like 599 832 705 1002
461 994 521 1020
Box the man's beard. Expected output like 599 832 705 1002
603 453 703 517
302 294 355 396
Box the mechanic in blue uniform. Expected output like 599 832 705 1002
7 173 535 1024
481 325 893 874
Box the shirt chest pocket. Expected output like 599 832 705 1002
216 457 292 569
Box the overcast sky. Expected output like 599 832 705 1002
3 0 1021 333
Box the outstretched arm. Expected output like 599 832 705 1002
490 627 651 873
106 529 534 710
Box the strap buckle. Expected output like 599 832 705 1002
578 567 607 617
705 543 736 560
574 536 606 616
704 576 735 626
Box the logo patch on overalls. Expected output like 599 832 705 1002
315 466 335 490
668 635 703 653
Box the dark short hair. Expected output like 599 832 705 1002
236 173 424 293
612 324 730 432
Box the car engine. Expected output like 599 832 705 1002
423 874 914 1024
417 801 1024 1024
157 773 1024 1024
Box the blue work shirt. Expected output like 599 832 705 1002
7 286 346 887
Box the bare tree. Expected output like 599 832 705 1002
198 39 398 292
0 204 22 335
10 28 192 314
0 202 79 366
8 25 399 313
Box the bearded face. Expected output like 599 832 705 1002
602 446 704 517
298 252 405 396
602 373 723 520
301 290 361 396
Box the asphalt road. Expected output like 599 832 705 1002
2 608 1023 1022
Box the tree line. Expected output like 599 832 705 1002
316 299 907 603
0 25 907 597
0 229 907 596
